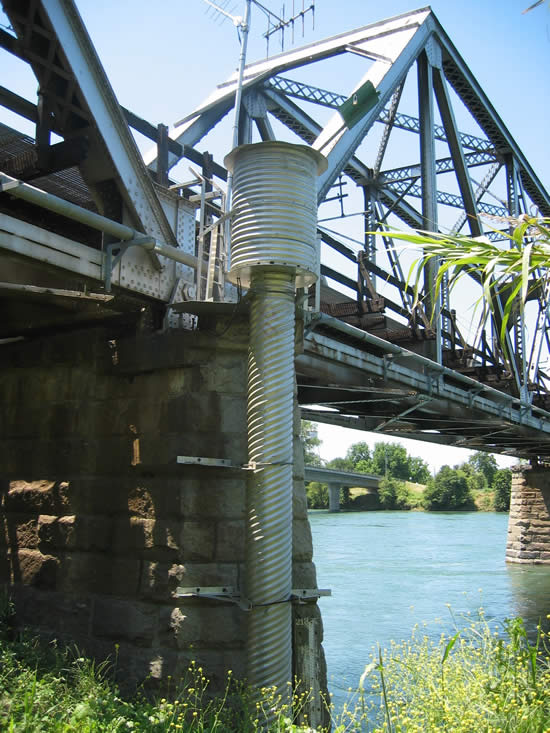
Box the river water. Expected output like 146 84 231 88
309 510 550 704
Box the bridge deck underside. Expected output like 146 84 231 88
298 319 550 462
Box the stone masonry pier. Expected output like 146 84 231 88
0 317 325 699
506 465 550 564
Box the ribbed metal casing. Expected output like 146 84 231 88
246 269 295 702
225 142 327 287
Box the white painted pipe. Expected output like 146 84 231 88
0 173 198 269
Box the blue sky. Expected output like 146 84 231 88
74 0 549 189
3 0 545 185
1 0 548 470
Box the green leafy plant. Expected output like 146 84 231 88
385 215 550 350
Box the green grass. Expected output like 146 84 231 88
339 611 550 733
1 602 549 732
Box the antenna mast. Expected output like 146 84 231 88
200 0 316 264
256 1 315 55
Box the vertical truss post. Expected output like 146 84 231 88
362 185 377 292
238 102 253 145
202 152 214 299
417 48 441 363
36 90 52 154
507 155 531 402
156 123 170 186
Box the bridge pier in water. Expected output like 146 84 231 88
506 464 550 564
328 483 341 512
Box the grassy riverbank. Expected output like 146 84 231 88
1 605 549 732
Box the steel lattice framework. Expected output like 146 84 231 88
1 1 550 460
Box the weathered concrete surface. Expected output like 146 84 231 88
506 464 550 564
0 320 326 703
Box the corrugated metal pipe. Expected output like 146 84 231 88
225 142 326 715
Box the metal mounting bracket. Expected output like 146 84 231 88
176 586 238 599
175 586 332 606
291 588 332 602
176 456 236 468
104 236 161 292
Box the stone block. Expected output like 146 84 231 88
171 648 246 693
181 521 215 561
200 357 247 394
160 431 247 468
292 481 308 520
78 398 140 439
16 549 59 589
87 436 138 474
160 605 244 650
126 479 183 519
219 395 247 434
37 515 76 549
4 403 44 439
111 646 182 695
292 561 318 588
10 585 92 639
293 439 306 480
180 479 246 520
294 603 324 647
293 519 313 562
135 432 199 470
43 402 81 438
181 562 239 589
33 438 97 475
140 561 184 601
113 517 180 555
67 478 128 516
161 394 222 434
215 520 245 562
0 515 39 549
92 599 158 646
4 480 70 515
37 515 114 552
112 516 154 554
516 551 540 560
57 553 140 596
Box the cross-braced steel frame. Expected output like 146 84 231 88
2 2 550 460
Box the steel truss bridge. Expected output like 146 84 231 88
1 1 550 461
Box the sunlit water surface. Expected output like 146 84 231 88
309 510 550 707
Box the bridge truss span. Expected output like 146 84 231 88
299 314 550 462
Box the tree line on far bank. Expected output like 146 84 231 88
302 421 512 512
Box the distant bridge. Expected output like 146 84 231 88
304 466 381 512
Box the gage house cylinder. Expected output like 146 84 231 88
225 142 326 702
